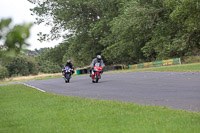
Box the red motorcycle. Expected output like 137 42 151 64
91 64 103 83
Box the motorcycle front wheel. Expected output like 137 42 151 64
65 79 70 83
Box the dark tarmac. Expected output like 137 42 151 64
23 72 200 112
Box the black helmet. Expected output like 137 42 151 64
97 55 102 62
67 60 71 63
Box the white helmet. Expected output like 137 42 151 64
97 55 102 62
67 60 71 63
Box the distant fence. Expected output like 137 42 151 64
75 58 181 75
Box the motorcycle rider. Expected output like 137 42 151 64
62 60 74 77
90 55 104 77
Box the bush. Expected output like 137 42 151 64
181 56 200 64
0 65 8 80
39 61 61 73
5 56 39 77
6 56 29 76
27 57 39 75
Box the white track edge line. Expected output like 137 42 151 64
22 83 46 92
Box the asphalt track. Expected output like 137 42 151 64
22 72 200 112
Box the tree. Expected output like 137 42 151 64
163 0 200 56
28 0 126 66
29 0 200 66
102 0 165 63
5 55 39 76
142 0 200 59
103 0 200 63
0 18 33 55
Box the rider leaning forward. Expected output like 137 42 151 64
62 60 74 77
90 55 104 77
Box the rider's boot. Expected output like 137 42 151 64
89 71 91 77
62 73 65 78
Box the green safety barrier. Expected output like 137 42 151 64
129 65 132 69
137 63 144 68
129 58 181 70
76 70 80 75
76 58 181 73
152 61 163 67
173 58 180 64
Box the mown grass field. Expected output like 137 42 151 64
0 84 200 133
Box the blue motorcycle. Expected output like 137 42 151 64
62 66 72 83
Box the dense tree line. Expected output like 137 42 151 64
34 43 68 73
29 0 200 67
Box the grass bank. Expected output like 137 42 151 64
0 73 62 84
0 84 200 133
110 62 200 73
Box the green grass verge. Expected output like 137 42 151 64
0 74 80 85
0 84 200 133
110 62 200 73
0 75 62 84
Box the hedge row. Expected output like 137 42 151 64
0 65 9 80
0 56 39 80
